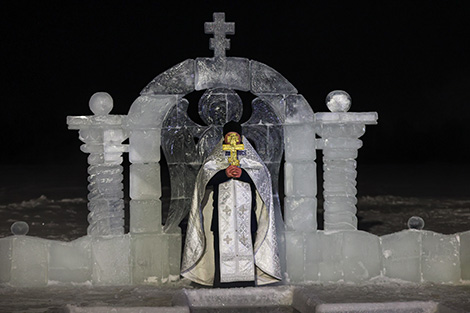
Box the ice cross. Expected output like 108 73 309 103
204 12 235 58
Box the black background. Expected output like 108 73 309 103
1 1 469 167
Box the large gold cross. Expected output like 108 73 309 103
222 133 244 166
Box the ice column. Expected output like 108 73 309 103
67 92 128 236
315 91 377 231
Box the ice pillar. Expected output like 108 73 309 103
315 91 377 231
67 92 128 236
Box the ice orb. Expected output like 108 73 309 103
407 216 425 230
89 92 113 115
326 90 352 112
11 221 29 235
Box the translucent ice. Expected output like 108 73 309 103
285 231 305 282
130 164 161 200
195 57 250 91
381 230 422 282
141 59 195 95
48 237 92 283
129 129 161 163
284 197 317 232
421 232 460 283
408 216 425 230
91 235 131 285
11 236 49 287
130 200 162 234
285 161 317 197
250 61 297 94
131 234 165 284
10 221 29 235
460 231 470 280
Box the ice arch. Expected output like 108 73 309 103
126 57 317 236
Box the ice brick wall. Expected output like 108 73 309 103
0 234 181 286
285 230 468 284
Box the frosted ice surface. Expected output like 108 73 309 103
325 90 351 112
408 216 425 230
460 231 470 280
131 234 164 284
250 61 297 94
126 95 178 129
195 57 250 91
304 233 320 281
284 197 317 232
0 237 12 283
167 232 182 280
92 235 131 285
130 200 162 234
130 164 161 200
285 232 304 282
342 231 381 282
10 221 29 235
198 88 243 125
284 124 316 161
48 237 92 283
11 236 48 287
284 162 317 197
129 129 161 163
285 95 314 124
381 230 422 282
141 59 195 95
89 92 113 115
318 232 343 282
421 232 460 283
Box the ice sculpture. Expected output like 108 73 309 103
1 12 469 288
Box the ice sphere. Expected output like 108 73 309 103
284 197 317 232
0 237 12 283
285 124 316 161
48 237 92 283
285 231 305 282
126 95 178 129
460 231 470 280
131 234 164 284
250 60 297 94
130 200 162 234
195 57 250 91
89 92 113 115
11 236 48 287
141 59 195 95
198 88 243 125
421 231 460 283
326 90 351 112
91 235 130 285
285 161 317 197
129 129 161 163
381 230 422 282
11 221 29 235
130 163 161 200
342 231 381 282
285 95 314 125
408 216 425 230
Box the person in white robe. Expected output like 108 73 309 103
181 121 282 286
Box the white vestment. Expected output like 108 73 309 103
181 137 281 286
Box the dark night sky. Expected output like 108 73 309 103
1 1 469 166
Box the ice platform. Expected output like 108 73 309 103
1 284 468 312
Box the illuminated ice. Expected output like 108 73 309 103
10 221 29 235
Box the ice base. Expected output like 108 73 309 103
285 230 468 284
0 231 182 287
